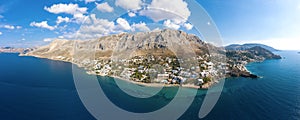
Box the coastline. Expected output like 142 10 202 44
20 54 206 89
19 52 266 90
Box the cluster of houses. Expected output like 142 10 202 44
90 55 227 87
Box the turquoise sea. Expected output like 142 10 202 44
0 51 299 120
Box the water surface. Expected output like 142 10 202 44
0 51 299 119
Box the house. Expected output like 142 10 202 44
198 79 204 85
157 74 169 80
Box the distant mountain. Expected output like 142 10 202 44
225 43 279 52
248 46 281 59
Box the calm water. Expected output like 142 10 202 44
0 51 299 120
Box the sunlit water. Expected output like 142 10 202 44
0 51 299 119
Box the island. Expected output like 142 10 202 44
0 47 33 54
20 29 281 89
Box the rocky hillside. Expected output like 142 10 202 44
22 29 222 64
226 46 281 62
225 43 279 52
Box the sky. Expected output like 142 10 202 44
0 0 299 50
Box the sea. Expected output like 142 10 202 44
0 51 299 120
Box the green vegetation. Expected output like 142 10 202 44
203 77 212 83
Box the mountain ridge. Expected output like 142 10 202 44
225 43 279 52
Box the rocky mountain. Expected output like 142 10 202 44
225 43 279 52
226 46 281 62
22 29 222 64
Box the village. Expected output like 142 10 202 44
86 54 228 88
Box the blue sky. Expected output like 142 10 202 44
0 0 299 50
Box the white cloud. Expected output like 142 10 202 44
132 22 150 32
115 0 143 10
139 0 191 23
4 25 15 30
43 38 53 42
183 23 193 30
85 0 97 4
56 16 70 25
45 3 88 24
44 3 87 15
0 32 2 35
163 20 180 30
62 14 148 40
30 21 55 30
58 36 64 39
116 18 131 30
16 26 22 29
1 25 21 30
73 13 89 23
96 2 114 13
128 12 136 17
81 18 115 34
21 38 26 41
77 0 101 4
64 14 117 39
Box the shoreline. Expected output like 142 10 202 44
19 54 217 89
19 53 261 90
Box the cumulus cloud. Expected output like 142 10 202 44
128 12 136 17
45 3 88 24
62 15 142 40
73 13 89 23
163 20 180 30
58 36 64 39
64 14 117 39
116 18 131 30
132 22 150 32
43 38 53 42
115 0 143 10
30 21 55 30
0 32 2 35
139 0 191 24
81 18 115 34
44 3 87 15
56 16 70 25
0 25 21 30
183 23 193 30
77 0 101 4
96 2 114 13
4 25 15 30
16 26 22 29
85 0 97 4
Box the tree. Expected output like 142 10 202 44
203 77 212 83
